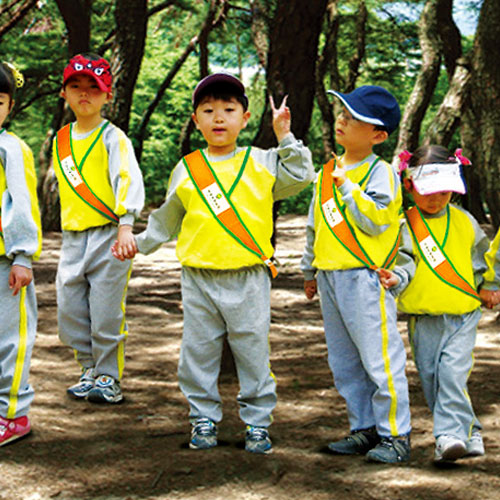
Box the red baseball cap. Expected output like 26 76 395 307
62 54 112 93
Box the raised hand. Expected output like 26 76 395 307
269 95 291 143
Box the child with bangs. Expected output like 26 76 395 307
378 144 491 463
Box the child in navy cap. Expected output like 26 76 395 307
301 85 412 463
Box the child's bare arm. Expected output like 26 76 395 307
9 265 33 296
269 95 291 143
111 224 137 261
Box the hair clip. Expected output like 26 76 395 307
3 62 24 88
398 150 412 175
454 148 471 166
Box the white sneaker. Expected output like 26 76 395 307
465 431 485 457
434 434 467 462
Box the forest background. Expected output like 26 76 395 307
1 0 499 231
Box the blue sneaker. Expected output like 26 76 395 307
366 435 410 463
245 425 272 454
190 417 217 450
67 368 95 399
87 374 123 404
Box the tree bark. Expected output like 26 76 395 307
462 0 500 228
107 0 148 133
253 0 329 149
392 0 442 162
345 0 367 93
0 0 38 41
53 0 91 55
315 0 339 160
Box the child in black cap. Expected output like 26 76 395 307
113 72 314 454
301 85 412 463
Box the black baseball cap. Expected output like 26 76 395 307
192 72 248 110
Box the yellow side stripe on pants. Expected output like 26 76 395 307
7 288 28 419
379 286 399 436
116 262 133 379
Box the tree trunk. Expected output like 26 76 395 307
107 0 148 133
0 0 38 41
345 0 367 92
254 0 328 148
392 0 442 162
315 0 339 160
53 0 91 55
462 0 500 228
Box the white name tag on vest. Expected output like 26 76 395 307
61 156 83 188
202 182 230 215
420 235 445 268
322 198 343 227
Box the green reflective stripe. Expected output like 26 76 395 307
318 168 372 268
331 175 375 266
55 132 118 224
71 121 110 173
382 223 403 268
358 156 380 188
406 208 480 301
442 205 450 247
183 151 263 259
227 146 251 198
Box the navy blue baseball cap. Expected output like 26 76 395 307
192 72 248 110
327 85 401 134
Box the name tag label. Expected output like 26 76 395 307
322 198 343 228
202 182 230 215
61 156 83 187
420 235 445 268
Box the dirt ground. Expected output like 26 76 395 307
1 214 500 500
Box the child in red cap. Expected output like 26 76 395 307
54 53 144 404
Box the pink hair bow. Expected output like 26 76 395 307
398 150 412 175
454 148 471 166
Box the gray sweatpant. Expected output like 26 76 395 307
57 225 132 380
409 309 482 441
0 258 37 419
317 268 411 438
178 266 277 427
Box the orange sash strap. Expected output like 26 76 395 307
405 206 480 300
56 124 119 224
183 149 278 278
320 159 378 269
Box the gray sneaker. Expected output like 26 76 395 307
366 435 411 463
189 417 217 450
245 425 272 454
87 374 123 404
465 431 485 457
67 368 95 399
327 427 380 455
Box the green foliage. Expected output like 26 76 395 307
0 0 482 217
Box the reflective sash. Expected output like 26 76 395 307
405 205 480 300
319 158 400 269
55 123 119 224
183 148 278 278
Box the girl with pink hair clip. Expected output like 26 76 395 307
377 144 491 463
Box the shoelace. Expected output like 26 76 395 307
193 419 215 436
247 426 268 441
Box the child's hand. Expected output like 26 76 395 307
111 225 138 261
331 154 347 187
270 95 291 143
9 265 33 296
376 268 399 289
304 279 317 300
479 288 500 309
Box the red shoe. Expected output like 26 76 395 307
0 415 31 446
